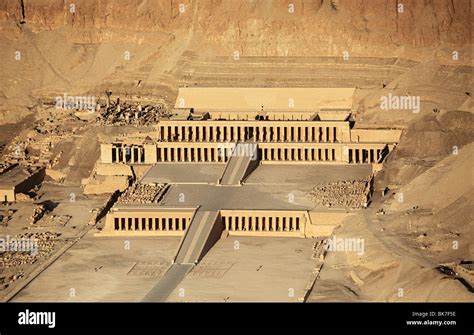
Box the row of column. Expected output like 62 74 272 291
157 146 229 162
112 145 144 164
348 149 381 164
261 148 337 162
159 125 339 143
222 215 302 232
114 216 190 231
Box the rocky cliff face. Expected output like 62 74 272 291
0 0 471 123
1 0 471 59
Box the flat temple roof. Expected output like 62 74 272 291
174 88 355 111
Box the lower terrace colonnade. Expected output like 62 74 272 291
261 147 337 162
258 144 387 164
112 214 191 232
347 148 383 164
103 143 389 164
156 146 229 163
220 211 306 234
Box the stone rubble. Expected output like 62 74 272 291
96 99 170 126
0 232 61 290
309 179 371 209
117 182 166 204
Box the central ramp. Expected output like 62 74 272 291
142 209 222 302
174 210 221 264
142 263 193 302
219 142 258 186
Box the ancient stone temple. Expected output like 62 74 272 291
99 88 401 239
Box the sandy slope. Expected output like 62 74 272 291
310 143 473 302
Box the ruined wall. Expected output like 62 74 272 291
305 211 353 237
0 187 15 202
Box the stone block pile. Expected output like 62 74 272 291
309 179 370 209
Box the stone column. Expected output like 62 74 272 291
221 126 225 142
131 146 136 163
221 147 226 162
206 148 211 162
121 146 126 163
202 126 207 142
191 126 196 142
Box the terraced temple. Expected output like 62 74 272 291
99 87 401 240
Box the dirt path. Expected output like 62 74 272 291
362 209 438 269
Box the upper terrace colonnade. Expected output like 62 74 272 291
157 120 350 143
